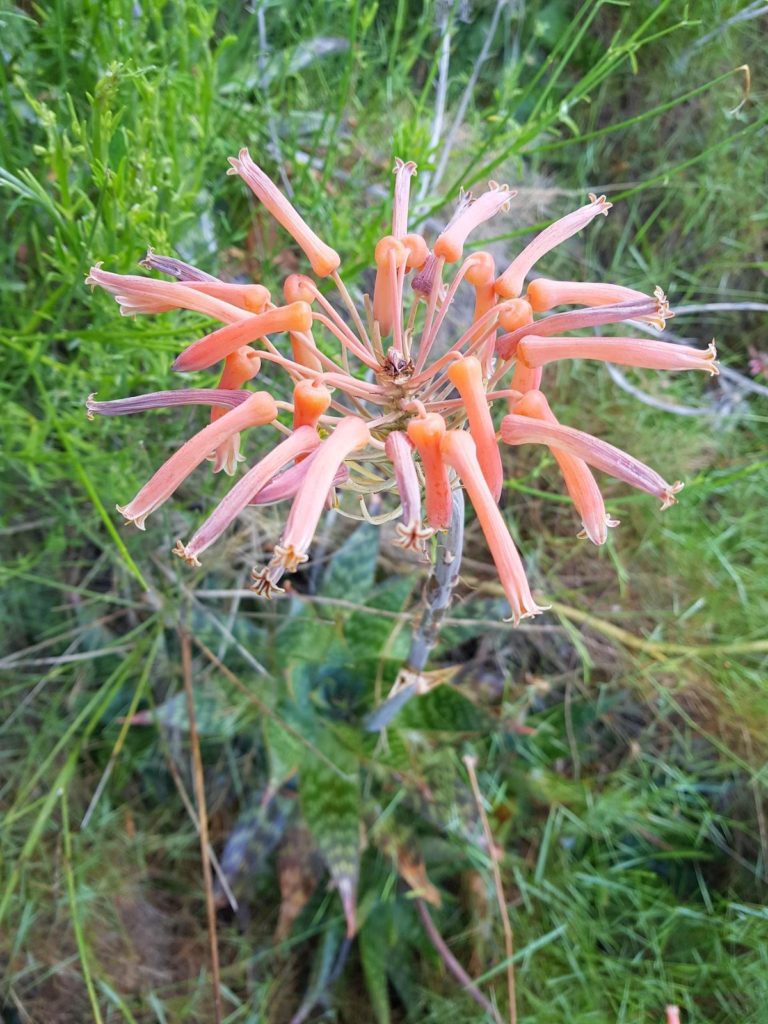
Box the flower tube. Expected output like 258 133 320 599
373 236 408 339
174 426 321 565
434 183 514 264
385 431 432 551
517 336 719 375
446 356 503 501
227 149 341 277
526 278 648 312
269 417 370 574
172 302 313 372
512 390 618 544
392 158 417 239
86 265 252 322
501 411 683 509
495 193 612 299
117 392 277 528
209 347 263 474
440 430 546 623
407 414 452 530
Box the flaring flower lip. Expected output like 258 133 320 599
440 429 547 624
117 392 277 529
87 149 712 623
227 148 340 277
517 336 719 375
500 411 684 510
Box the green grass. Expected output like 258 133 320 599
2 1 767 1021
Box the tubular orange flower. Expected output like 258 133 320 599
373 235 408 339
172 302 313 372
87 149 714 624
86 265 255 323
407 414 453 530
174 426 321 566
526 278 648 312
227 149 340 277
269 416 370 574
434 182 514 264
517 336 719 375
495 193 612 299
446 356 503 501
512 390 618 545
501 411 684 509
117 391 277 528
440 430 546 624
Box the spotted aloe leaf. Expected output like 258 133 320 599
321 521 380 603
299 742 360 936
127 688 241 737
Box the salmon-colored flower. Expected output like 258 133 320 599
495 193 612 299
517 336 718 375
440 430 546 623
512 390 618 544
446 356 503 500
87 155 714 621
227 148 340 277
501 410 684 510
407 414 452 530
116 392 277 528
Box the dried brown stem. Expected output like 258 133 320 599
180 626 223 1024
415 898 503 1024
463 754 517 1024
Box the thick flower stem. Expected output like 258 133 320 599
364 488 464 731
408 486 465 673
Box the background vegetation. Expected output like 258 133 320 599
1 1 767 1021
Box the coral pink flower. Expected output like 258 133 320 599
227 148 340 277
495 193 612 299
526 278 648 312
263 417 370 582
512 390 618 544
501 410 684 509
117 392 277 528
87 151 714 621
174 426 321 566
434 182 514 264
407 414 453 530
440 430 546 623
171 302 313 372
86 265 261 322
446 356 503 501
516 336 718 375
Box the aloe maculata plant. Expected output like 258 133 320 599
86 149 718 626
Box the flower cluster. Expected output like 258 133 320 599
87 150 717 622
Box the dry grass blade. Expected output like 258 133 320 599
180 624 223 1024
464 754 516 1024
